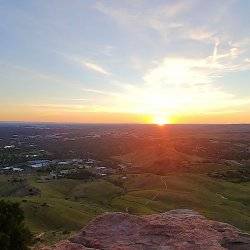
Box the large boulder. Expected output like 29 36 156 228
43 209 250 249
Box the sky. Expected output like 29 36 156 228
0 0 250 124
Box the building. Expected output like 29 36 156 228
28 160 50 168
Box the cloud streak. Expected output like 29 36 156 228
93 1 215 43
81 61 111 76
78 41 250 117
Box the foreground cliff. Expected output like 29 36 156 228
42 209 250 250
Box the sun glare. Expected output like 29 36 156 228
153 115 170 126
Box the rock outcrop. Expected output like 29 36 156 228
42 209 250 250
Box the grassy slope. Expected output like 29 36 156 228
1 177 107 232
0 171 250 241
118 173 250 232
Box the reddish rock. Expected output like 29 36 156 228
43 209 250 249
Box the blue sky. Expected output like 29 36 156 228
0 0 250 123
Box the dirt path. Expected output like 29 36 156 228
216 193 228 200
124 176 168 212
144 176 168 206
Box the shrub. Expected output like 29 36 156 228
0 200 32 250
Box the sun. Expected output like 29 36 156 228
153 115 170 126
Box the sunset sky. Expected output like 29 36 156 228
1 0 250 124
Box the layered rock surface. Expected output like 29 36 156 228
42 209 250 250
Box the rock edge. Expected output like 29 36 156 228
41 209 250 250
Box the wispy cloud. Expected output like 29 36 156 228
94 2 185 39
82 88 120 97
93 0 241 46
93 1 208 42
30 104 87 112
0 62 85 89
81 61 111 76
50 97 90 102
77 41 250 116
144 41 250 88
60 52 111 76
127 43 250 115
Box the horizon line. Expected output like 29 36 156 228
0 121 250 126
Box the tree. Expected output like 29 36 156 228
0 200 32 250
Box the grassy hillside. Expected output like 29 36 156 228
120 173 250 232
2 172 250 231
1 170 250 245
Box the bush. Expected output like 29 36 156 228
0 200 32 250
66 169 96 180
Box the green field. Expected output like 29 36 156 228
1 170 250 245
